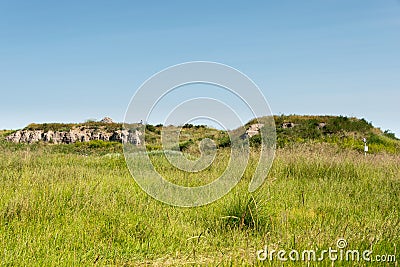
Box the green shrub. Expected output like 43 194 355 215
368 134 386 145
145 124 156 132
145 135 157 143
194 125 206 129
217 135 231 148
182 123 193 129
323 116 372 134
249 134 262 147
222 194 268 231
384 130 397 140
145 144 162 151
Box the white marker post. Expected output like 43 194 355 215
363 138 368 156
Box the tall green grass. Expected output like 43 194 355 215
0 141 399 265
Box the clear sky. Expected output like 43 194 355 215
1 1 399 136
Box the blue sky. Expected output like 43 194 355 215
1 1 399 136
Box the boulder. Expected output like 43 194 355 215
246 124 264 137
100 117 114 124
282 122 295 129
128 130 142 145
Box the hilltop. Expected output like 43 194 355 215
269 115 399 153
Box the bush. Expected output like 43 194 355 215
217 136 231 148
145 124 156 132
145 135 157 143
249 134 262 147
194 125 206 129
368 134 386 145
222 194 267 231
323 116 372 134
182 123 193 129
384 130 397 140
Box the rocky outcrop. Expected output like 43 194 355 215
100 117 114 124
245 123 264 137
10 130 43 144
6 128 142 145
282 122 295 129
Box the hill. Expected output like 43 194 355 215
267 115 399 154
1 115 399 155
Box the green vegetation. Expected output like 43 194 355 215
178 139 194 151
0 138 399 265
249 134 262 148
1 116 399 265
8 115 399 154
273 115 399 153
384 129 397 140
24 121 124 132
140 114 400 154
145 124 157 133
0 135 122 156
217 135 231 148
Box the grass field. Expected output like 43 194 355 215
1 135 399 266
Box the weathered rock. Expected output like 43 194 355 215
128 130 142 145
110 130 129 143
5 127 142 145
53 131 65 144
282 122 295 129
43 131 54 142
91 130 112 142
7 130 43 144
245 124 264 137
100 117 114 124
6 131 21 143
